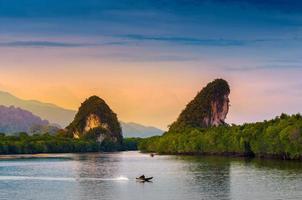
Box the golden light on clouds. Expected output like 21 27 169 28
1 45 302 129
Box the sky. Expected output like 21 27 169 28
0 0 302 129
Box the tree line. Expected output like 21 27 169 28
139 114 302 160
0 132 140 154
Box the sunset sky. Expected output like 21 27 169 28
0 0 302 129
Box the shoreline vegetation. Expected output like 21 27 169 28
0 132 141 154
139 113 302 160
0 113 302 161
1 113 302 161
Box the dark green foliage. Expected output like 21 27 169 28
29 124 60 135
139 114 302 160
0 133 103 154
122 137 142 151
0 132 140 154
169 79 230 131
66 96 122 142
83 127 110 140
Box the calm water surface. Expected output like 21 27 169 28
0 151 302 200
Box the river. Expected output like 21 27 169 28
0 151 301 200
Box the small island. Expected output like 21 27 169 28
139 79 302 160
0 96 139 154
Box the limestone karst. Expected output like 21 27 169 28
66 96 122 144
169 79 230 131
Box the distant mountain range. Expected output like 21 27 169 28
0 105 49 134
0 91 75 127
120 122 164 138
0 91 163 137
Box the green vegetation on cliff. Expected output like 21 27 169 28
0 95 141 154
66 95 122 143
139 114 302 160
138 79 302 160
169 79 230 131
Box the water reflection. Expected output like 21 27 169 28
1 152 302 200
72 153 124 200
174 156 231 200
229 158 302 200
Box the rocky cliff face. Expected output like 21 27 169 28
206 94 229 127
66 96 122 144
84 114 102 132
169 79 230 131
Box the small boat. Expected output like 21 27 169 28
136 175 153 182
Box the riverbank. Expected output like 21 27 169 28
138 114 302 160
0 133 140 154
141 151 302 161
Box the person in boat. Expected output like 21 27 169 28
138 175 145 179
136 175 153 181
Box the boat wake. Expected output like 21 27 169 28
82 176 129 181
0 175 129 182
102 176 129 181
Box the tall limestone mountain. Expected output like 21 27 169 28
169 79 230 131
66 96 123 144
0 90 163 137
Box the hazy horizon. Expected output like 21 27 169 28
1 0 302 129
